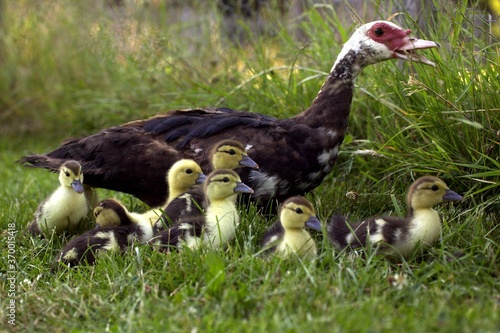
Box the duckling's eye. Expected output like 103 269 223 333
64 171 70 177
227 149 236 155
295 208 303 214
186 169 193 175
431 185 439 191
222 177 230 183
374 27 384 36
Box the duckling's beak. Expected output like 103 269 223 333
234 182 254 194
239 155 259 169
71 179 85 194
443 189 463 202
196 173 207 185
305 216 322 232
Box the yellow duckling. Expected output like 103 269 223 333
27 160 88 236
150 169 253 252
261 196 322 260
328 176 463 258
57 199 153 266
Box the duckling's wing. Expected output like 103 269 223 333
57 230 105 266
161 187 206 226
150 217 205 251
261 221 285 253
374 216 410 249
27 199 49 236
153 188 206 233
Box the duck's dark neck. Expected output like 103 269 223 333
293 49 366 131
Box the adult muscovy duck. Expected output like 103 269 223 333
20 21 439 206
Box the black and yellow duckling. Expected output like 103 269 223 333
20 21 439 207
141 158 207 226
327 176 463 258
261 196 322 260
152 139 259 232
57 199 154 266
150 169 253 252
27 160 88 236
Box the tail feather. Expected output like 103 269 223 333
327 213 351 249
18 154 62 172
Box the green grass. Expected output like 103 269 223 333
1 0 499 332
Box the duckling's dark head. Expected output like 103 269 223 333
211 139 259 170
408 176 463 210
93 198 130 227
59 160 84 194
204 169 254 201
280 196 322 231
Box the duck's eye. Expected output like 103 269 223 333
431 185 439 191
295 208 303 214
186 169 193 175
64 171 70 177
374 27 384 36
222 177 230 183
228 149 236 155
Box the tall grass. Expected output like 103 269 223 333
0 0 498 332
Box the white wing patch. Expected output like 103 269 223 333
317 145 339 165
326 130 339 139
62 248 78 260
101 232 119 251
179 193 193 213
369 219 387 244
249 170 278 198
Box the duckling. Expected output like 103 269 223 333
207 139 259 170
261 196 322 260
140 159 207 226
27 160 88 236
327 176 463 258
57 199 153 266
150 169 253 252
152 139 259 232
21 21 439 207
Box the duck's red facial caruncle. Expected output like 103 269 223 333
366 21 439 66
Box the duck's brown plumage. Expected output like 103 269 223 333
20 21 438 207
